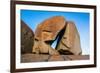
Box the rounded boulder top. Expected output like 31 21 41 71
35 16 66 41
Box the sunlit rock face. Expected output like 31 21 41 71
21 20 34 54
35 16 66 41
32 16 82 55
56 21 82 55
32 16 66 55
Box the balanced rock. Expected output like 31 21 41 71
21 20 34 54
56 21 82 55
32 16 66 55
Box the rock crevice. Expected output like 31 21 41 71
32 16 82 55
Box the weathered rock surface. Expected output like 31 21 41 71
48 55 64 61
32 40 59 55
56 21 82 55
66 55 89 60
21 54 49 62
32 16 66 55
21 54 89 63
35 16 66 41
21 20 34 54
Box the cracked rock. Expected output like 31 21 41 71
56 21 82 55
32 16 66 55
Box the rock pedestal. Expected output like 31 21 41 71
21 54 89 63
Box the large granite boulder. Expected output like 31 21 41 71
21 20 34 54
35 16 66 41
56 21 82 55
32 16 66 55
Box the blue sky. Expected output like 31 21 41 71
21 9 90 55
